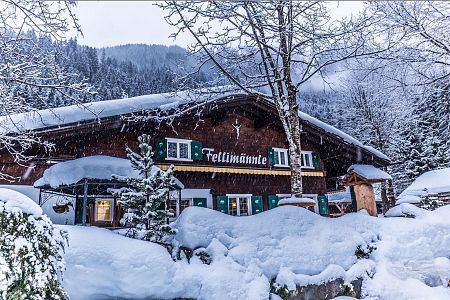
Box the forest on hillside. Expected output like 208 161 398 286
8 34 208 109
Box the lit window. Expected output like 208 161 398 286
95 199 112 221
228 196 250 216
168 199 191 215
166 138 191 161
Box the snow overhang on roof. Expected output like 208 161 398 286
0 90 389 162
34 155 184 189
347 164 392 181
397 167 450 204
341 164 392 186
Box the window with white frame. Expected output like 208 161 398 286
166 138 191 161
273 148 314 168
301 151 314 169
273 148 289 167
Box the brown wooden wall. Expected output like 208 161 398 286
0 109 327 201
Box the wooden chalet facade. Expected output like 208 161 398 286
0 93 390 226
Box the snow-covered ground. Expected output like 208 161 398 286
62 205 450 300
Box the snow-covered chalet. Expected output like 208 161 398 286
0 92 390 226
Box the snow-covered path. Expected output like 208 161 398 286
364 207 450 299
61 206 450 300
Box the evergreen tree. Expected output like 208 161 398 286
115 134 175 244
394 83 450 192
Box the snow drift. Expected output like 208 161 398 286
62 205 450 299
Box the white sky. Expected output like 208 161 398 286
70 1 365 48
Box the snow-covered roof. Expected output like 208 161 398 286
397 168 450 204
0 188 42 217
0 91 388 161
347 164 392 181
0 92 194 134
298 113 390 161
34 155 184 189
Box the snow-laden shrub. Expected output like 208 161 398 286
0 188 68 299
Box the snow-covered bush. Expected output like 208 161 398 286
0 188 68 299
115 134 175 243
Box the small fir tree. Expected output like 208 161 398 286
115 134 175 243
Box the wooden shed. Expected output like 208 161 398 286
341 164 392 217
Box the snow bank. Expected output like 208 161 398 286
34 155 183 188
348 164 392 180
173 206 378 283
63 226 194 300
62 205 450 299
0 188 42 217
365 207 450 300
397 168 450 204
63 225 269 300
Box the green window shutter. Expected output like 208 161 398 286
267 148 275 166
318 195 329 215
193 198 207 208
191 141 203 161
251 196 263 215
312 152 320 168
268 195 279 209
154 138 167 158
216 196 229 214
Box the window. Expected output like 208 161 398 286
168 199 191 216
227 195 251 216
95 199 113 221
301 151 314 169
166 138 191 161
272 148 314 169
273 148 289 167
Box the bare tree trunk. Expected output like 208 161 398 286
381 166 395 213
387 179 396 207
288 93 303 197
380 181 390 214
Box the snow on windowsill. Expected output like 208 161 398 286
278 197 316 205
